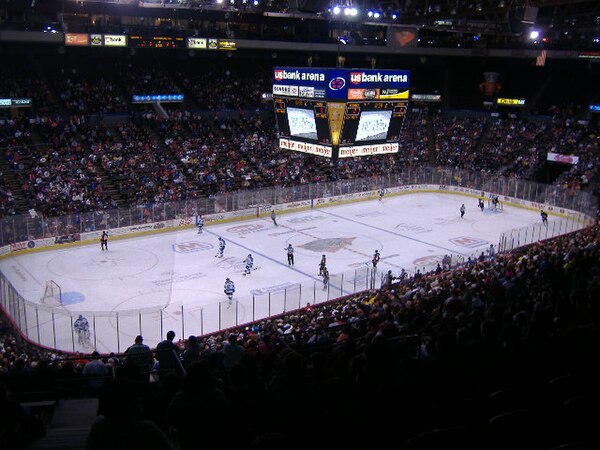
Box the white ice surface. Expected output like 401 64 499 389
0 192 553 352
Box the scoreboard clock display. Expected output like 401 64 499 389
273 98 331 144
129 35 186 49
339 101 408 145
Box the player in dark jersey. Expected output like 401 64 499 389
540 210 548 226
100 231 108 251
319 255 327 276
478 198 485 212
271 210 278 226
372 250 381 268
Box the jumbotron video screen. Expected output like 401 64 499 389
274 98 331 144
339 101 407 145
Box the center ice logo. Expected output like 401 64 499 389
300 237 355 253
173 241 213 253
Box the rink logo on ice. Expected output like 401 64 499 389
395 223 432 234
355 211 385 218
172 241 214 253
216 257 246 271
449 237 489 248
227 224 265 235
413 255 444 266
300 237 355 253
153 272 207 287
251 282 295 296
287 215 324 224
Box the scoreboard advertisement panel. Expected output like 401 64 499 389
273 98 331 145
272 67 410 101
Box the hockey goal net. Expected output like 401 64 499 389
487 198 503 212
41 280 62 306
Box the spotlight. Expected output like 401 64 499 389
333 6 341 15
529 30 540 40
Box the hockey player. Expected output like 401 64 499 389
491 195 500 210
460 204 466 219
195 215 204 234
478 198 485 212
271 210 278 226
215 237 226 258
243 254 254 276
224 278 235 305
378 187 385 201
540 210 548 226
285 244 294 266
318 255 327 276
384 270 394 288
321 266 329 290
487 244 495 259
372 250 381 268
442 254 451 270
74 314 90 344
100 230 108 251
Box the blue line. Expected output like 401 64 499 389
315 208 471 257
203 229 335 288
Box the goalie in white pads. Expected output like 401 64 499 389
74 315 90 344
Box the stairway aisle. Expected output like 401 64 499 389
25 398 99 450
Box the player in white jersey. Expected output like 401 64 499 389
378 187 385 201
74 314 90 345
460 204 466 219
224 278 235 305
216 237 226 258
196 215 204 234
243 254 254 276
322 266 329 290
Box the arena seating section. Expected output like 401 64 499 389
1 56 599 449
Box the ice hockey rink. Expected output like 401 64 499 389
0 192 578 353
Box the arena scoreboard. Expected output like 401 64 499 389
129 35 186 49
272 67 410 159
